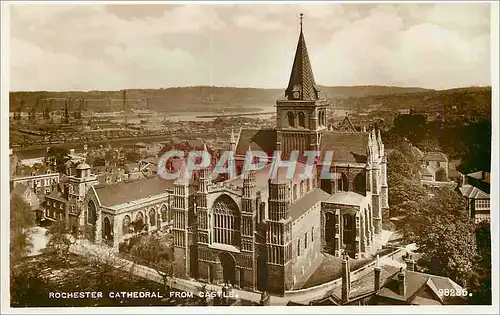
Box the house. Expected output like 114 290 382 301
466 170 490 194
307 254 466 305
10 172 60 195
420 152 448 182
457 176 490 224
10 183 40 212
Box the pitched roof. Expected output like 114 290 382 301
11 183 29 197
337 116 357 132
325 265 399 303
422 152 448 162
320 132 369 163
235 129 277 157
458 184 489 199
377 268 466 305
94 176 174 207
289 188 331 220
284 27 320 101
324 191 366 207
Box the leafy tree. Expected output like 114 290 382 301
400 187 478 286
124 150 141 163
127 231 175 289
10 195 35 264
45 220 77 262
393 113 427 144
44 146 71 173
468 222 491 304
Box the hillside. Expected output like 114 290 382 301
339 86 491 120
9 85 431 113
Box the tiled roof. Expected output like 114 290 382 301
326 265 399 303
94 176 174 207
11 183 29 197
458 184 489 199
284 28 320 101
422 152 448 162
337 116 357 133
377 268 466 305
235 129 277 157
289 188 330 220
45 190 68 203
320 132 369 163
324 191 366 207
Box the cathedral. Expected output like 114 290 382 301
78 18 389 296
168 20 389 294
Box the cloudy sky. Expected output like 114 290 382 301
8 2 492 91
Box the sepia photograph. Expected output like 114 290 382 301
1 1 498 314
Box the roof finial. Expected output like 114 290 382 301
300 13 304 31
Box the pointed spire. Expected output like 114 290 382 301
285 14 319 101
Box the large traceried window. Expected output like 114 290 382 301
213 195 241 247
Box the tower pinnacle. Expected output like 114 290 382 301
300 13 303 30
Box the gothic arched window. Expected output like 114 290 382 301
287 111 295 127
298 111 306 128
213 194 241 247
160 204 168 223
122 215 131 234
149 208 156 226
87 200 97 225
337 172 349 191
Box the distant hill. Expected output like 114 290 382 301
339 86 491 120
9 85 432 113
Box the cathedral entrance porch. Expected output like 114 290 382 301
216 252 237 285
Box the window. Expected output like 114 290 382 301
297 239 301 256
305 233 308 249
298 112 306 128
287 111 295 127
476 199 490 209
213 195 241 247
311 227 314 242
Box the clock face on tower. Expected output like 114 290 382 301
293 91 300 99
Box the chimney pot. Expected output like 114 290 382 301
398 267 406 297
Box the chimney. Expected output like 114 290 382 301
404 254 416 271
341 253 351 304
397 267 406 297
374 254 381 292
458 174 466 187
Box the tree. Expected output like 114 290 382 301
45 220 77 262
127 230 175 290
399 187 478 286
10 195 35 264
468 222 491 304
44 146 71 173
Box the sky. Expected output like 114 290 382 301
8 2 492 91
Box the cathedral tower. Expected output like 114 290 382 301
275 14 330 158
